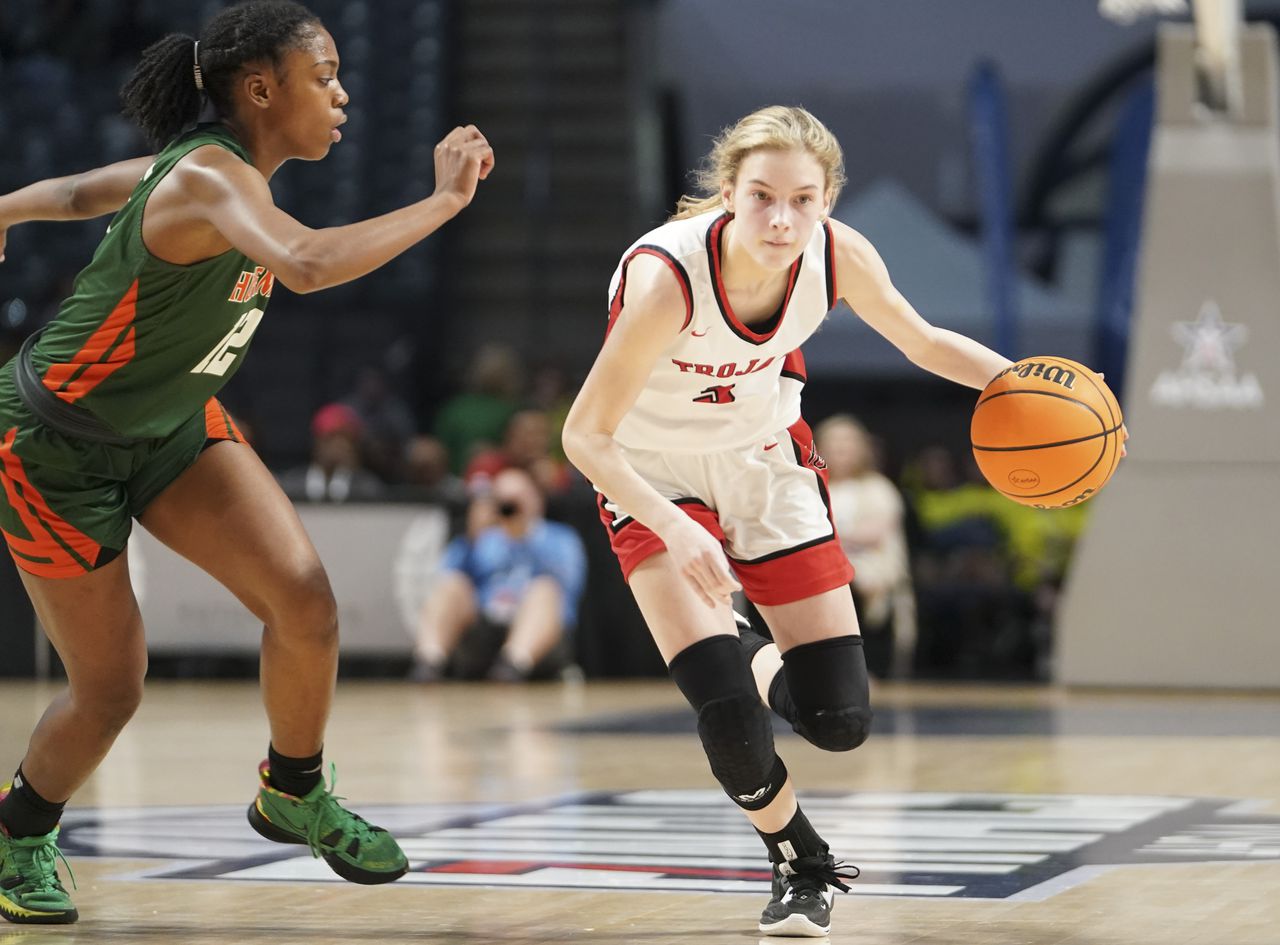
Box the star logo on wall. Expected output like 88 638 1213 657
1172 301 1248 375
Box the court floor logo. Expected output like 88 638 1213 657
58 791 1280 901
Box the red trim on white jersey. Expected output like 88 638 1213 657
781 349 807 385
606 245 694 339
706 213 801 346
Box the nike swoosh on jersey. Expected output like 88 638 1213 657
691 328 709 337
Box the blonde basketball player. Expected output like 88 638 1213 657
562 105 1013 936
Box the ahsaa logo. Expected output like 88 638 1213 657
1150 300 1263 410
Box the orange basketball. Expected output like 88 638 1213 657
971 356 1124 509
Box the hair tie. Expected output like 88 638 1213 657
193 40 204 92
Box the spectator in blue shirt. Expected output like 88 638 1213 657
410 467 587 682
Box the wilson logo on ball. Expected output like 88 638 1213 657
995 360 1079 391
1008 470 1041 488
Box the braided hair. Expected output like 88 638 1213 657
121 0 323 148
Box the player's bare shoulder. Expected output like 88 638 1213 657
144 145 271 264
616 251 688 334
167 145 268 206
826 218 893 306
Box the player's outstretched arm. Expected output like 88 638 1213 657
182 125 494 294
0 155 156 262
562 256 740 608
831 219 1011 390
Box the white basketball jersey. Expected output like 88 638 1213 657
607 210 837 452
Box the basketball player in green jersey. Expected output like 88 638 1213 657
0 1 493 924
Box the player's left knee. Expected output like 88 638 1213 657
669 635 787 810
271 559 339 642
782 635 873 752
795 705 873 752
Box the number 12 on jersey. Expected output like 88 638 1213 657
191 308 264 377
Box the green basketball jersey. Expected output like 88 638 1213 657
29 124 272 439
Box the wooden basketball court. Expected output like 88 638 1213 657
1 678 1276 944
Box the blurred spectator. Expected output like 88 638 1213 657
433 343 523 474
901 446 1031 678
902 444 1092 678
904 446 1007 569
987 491 1090 680
409 467 586 683
815 414 915 678
392 434 468 510
277 403 385 503
528 362 576 461
403 434 463 494
341 364 417 483
465 408 574 495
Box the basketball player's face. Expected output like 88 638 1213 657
263 28 349 161
722 149 830 270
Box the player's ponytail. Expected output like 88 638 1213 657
121 1 322 149
121 33 203 149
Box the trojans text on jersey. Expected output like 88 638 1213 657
670 356 776 379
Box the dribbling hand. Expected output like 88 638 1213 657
664 518 741 609
432 125 494 209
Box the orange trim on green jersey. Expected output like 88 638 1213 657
42 279 140 404
203 398 243 443
0 427 101 578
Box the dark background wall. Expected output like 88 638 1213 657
655 0 1161 221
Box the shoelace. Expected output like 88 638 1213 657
303 764 382 860
12 834 76 893
785 854 861 896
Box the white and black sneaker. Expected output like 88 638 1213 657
758 854 859 937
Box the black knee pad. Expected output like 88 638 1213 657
696 692 788 809
782 635 873 752
794 704 873 752
669 635 787 810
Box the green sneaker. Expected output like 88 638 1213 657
246 761 408 885
0 819 78 925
